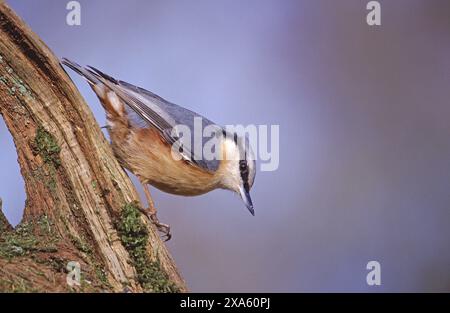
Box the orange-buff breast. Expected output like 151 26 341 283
110 126 223 196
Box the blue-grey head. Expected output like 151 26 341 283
218 131 257 215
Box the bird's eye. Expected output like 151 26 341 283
239 160 247 170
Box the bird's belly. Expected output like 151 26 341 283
115 127 219 196
143 161 218 196
148 178 215 196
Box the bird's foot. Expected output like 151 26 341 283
148 212 172 242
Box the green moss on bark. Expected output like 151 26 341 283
117 202 178 293
0 215 58 259
33 126 61 168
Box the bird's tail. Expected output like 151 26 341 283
61 58 127 125
61 58 99 85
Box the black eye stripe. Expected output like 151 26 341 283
239 160 250 192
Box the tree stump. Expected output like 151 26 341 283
0 2 186 292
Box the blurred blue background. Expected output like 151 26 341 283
1 0 450 292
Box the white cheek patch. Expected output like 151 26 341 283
218 138 243 192
107 91 124 115
222 138 240 161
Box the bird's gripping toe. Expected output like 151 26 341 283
149 212 172 242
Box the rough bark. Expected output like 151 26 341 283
0 2 186 292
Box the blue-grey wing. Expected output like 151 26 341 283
86 66 221 172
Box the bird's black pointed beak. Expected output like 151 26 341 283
239 187 254 216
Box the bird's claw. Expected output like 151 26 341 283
148 213 172 241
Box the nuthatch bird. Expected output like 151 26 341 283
61 58 256 240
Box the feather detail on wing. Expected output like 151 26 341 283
62 60 221 172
